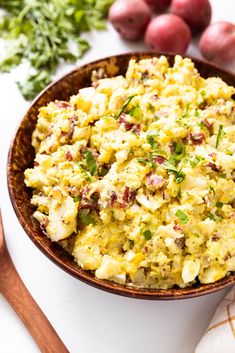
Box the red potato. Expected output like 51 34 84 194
144 0 172 12
171 0 212 33
108 0 151 41
199 22 235 65
145 14 191 55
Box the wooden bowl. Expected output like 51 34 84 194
7 53 235 300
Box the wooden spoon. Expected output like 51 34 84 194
0 210 69 353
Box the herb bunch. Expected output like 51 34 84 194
0 0 113 100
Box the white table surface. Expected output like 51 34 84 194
0 1 234 352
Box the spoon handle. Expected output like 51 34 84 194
0 247 69 353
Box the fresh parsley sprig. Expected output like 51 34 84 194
0 0 114 100
216 124 224 149
116 95 136 119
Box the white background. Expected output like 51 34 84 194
0 1 235 352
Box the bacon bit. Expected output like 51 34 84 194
66 186 80 197
173 221 183 232
203 119 213 133
146 173 166 190
65 151 73 161
143 246 149 254
152 94 159 100
208 152 216 159
153 155 166 165
199 102 207 110
110 191 117 207
190 132 205 145
80 200 97 209
55 101 71 109
80 186 90 198
67 115 77 142
207 162 220 172
212 234 220 242
80 191 99 210
133 124 141 135
34 161 39 167
224 255 229 261
118 114 141 135
175 238 185 248
122 186 136 205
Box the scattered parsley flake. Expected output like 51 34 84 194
73 195 82 203
116 95 136 119
79 210 96 226
143 230 152 240
218 173 226 179
175 210 188 224
216 201 223 208
216 124 224 149
83 150 97 176
129 105 142 119
164 161 185 183
189 155 203 168
146 131 158 149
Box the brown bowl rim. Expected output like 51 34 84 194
7 52 235 300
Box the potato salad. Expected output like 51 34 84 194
25 56 235 289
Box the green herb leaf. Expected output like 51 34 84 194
83 150 97 176
116 95 136 119
147 133 158 149
189 155 203 168
170 141 185 163
218 173 226 179
0 0 114 100
129 105 142 119
216 201 223 208
143 230 152 240
79 210 96 226
73 195 82 202
216 124 224 149
163 161 185 184
175 210 188 224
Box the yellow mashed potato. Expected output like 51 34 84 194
25 56 235 289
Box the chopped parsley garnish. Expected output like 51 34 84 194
175 210 188 224
216 124 224 149
146 131 158 149
73 195 82 203
170 141 185 163
137 157 149 165
83 171 92 182
163 161 185 183
79 210 96 226
216 201 223 208
0 0 113 99
83 150 97 176
143 230 152 240
129 105 142 119
200 90 206 97
189 155 203 168
116 95 136 119
218 173 226 179
209 186 216 197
